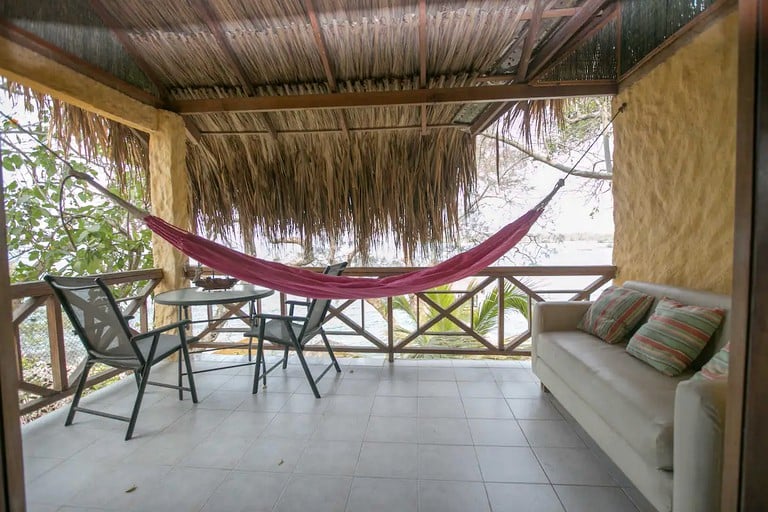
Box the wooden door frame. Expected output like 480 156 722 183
0 145 27 509
723 0 768 509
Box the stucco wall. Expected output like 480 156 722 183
612 11 737 294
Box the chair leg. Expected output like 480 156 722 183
126 364 152 440
282 346 289 369
65 361 92 427
134 370 141 387
295 343 320 398
180 344 198 403
321 332 342 373
253 336 265 394
248 336 253 362
177 352 183 400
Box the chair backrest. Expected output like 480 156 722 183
301 262 347 341
45 275 136 362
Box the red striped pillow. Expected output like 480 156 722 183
626 298 725 376
577 286 654 344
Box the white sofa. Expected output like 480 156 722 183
531 281 729 512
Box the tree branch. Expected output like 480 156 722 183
479 133 612 180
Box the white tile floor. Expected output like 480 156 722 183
22 354 658 512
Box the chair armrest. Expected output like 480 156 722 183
253 313 306 323
531 301 592 337
673 378 727 512
285 300 311 315
132 320 191 342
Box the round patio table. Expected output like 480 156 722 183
154 285 274 374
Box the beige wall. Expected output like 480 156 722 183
612 11 737 294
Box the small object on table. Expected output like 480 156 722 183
193 276 239 291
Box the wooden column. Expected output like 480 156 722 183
149 111 190 326
0 150 26 510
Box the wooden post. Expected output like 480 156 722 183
149 111 190 327
45 298 68 391
0 146 26 510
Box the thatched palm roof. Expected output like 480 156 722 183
0 0 727 257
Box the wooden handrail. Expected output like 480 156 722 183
11 268 163 299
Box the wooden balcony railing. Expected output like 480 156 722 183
185 265 617 360
13 265 616 416
11 269 163 416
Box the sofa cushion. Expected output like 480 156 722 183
577 286 654 344
536 330 691 470
626 299 725 376
693 342 730 381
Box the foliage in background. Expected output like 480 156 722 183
368 280 529 351
2 106 152 283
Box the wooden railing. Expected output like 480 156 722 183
185 265 617 361
12 269 163 415
13 265 615 416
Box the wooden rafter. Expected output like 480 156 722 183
0 20 159 108
517 0 546 82
419 0 428 135
470 101 516 135
521 7 578 20
531 2 619 83
526 0 611 79
304 0 349 135
172 83 617 114
190 0 277 139
199 123 467 136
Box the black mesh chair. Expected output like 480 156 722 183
45 275 198 440
247 262 347 398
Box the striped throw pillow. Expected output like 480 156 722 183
626 298 725 376
577 286 654 344
693 342 730 381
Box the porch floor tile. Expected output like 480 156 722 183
22 355 655 512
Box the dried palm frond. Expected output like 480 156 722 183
498 99 567 149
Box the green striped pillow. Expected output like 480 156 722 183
577 286 654 344
626 298 725 376
693 342 730 381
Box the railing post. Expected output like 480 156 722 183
387 297 394 362
497 277 505 351
45 297 68 391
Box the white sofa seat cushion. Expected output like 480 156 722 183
536 331 691 470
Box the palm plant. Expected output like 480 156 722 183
388 280 529 348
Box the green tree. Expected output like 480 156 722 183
371 280 529 349
2 113 152 283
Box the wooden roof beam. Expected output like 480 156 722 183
190 0 277 139
470 101 515 135
304 0 349 136
173 83 616 114
527 0 611 79
521 7 578 20
419 0 428 135
517 0 546 82
531 2 619 83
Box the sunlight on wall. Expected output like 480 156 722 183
612 11 737 294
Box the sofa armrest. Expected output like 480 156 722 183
673 378 727 512
531 301 592 337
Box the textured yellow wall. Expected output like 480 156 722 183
612 11 737 294
149 111 190 325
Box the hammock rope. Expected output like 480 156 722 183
0 104 625 299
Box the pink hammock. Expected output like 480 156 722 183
146 202 547 299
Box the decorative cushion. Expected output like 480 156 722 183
577 286 654 344
693 342 730 381
626 298 725 376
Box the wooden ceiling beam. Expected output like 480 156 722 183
199 123 466 136
0 20 160 108
527 0 611 79
89 0 168 99
517 0 546 82
419 0 428 135
190 0 277 139
304 0 349 135
521 7 578 20
470 101 515 135
531 2 619 83
173 83 616 114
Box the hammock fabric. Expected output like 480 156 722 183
146 206 543 300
